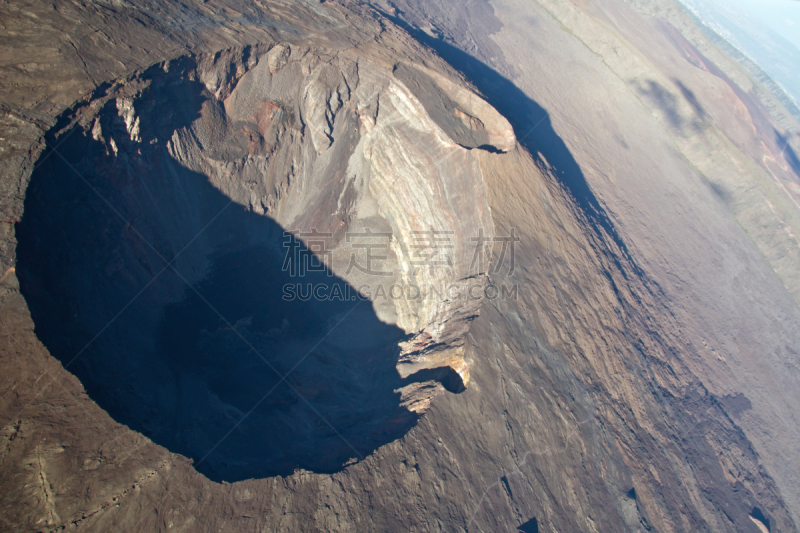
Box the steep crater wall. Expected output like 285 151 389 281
15 44 512 482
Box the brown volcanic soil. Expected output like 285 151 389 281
1 0 800 532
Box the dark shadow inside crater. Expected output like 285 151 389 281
15 59 447 482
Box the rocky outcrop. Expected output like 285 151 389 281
182 44 511 384
1 0 800 531
11 35 512 482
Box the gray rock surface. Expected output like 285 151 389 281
1 0 799 532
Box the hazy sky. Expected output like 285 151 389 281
724 0 800 51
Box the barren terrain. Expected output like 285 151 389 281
1 0 799 531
